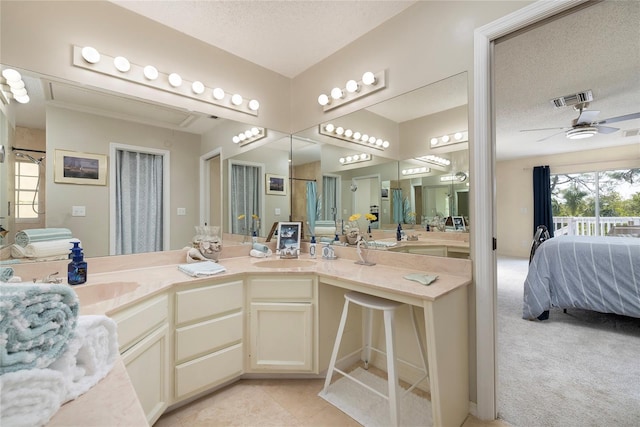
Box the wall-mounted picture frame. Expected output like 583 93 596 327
452 216 466 231
276 221 301 252
54 149 107 185
266 173 286 196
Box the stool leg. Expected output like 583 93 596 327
384 309 400 427
409 306 429 379
322 298 351 394
363 307 373 369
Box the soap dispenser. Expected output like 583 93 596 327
68 241 87 285
396 223 402 241
309 236 317 259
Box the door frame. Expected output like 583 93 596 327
199 147 222 227
472 0 588 420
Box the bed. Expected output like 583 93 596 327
523 235 640 320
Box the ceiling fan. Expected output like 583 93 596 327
521 103 640 142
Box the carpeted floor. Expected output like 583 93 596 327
497 256 640 427
320 367 432 427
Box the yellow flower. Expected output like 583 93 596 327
348 213 361 222
408 212 416 217
237 214 246 220
365 213 377 222
252 214 260 220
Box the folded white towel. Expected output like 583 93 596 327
0 368 66 427
48 315 118 402
314 226 337 236
250 249 272 258
178 260 226 277
10 239 81 259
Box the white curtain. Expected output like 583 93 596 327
322 176 337 221
231 164 260 234
115 150 164 255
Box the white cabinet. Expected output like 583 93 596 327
247 276 317 373
112 294 170 426
173 280 244 401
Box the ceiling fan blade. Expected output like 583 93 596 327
536 130 566 143
596 125 619 134
520 127 566 132
576 110 600 124
597 112 640 125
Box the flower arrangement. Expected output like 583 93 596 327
345 213 377 244
251 214 260 236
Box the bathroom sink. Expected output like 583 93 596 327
253 259 316 269
72 281 141 305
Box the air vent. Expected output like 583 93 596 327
622 129 640 138
550 90 593 108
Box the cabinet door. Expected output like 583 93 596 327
249 302 313 372
122 323 170 426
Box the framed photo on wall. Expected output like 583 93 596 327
54 149 107 185
266 173 286 195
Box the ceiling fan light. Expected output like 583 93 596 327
566 126 598 140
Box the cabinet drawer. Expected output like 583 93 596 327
249 277 314 300
175 311 243 364
113 294 168 352
174 343 243 400
175 280 243 325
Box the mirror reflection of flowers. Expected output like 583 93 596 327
237 214 247 235
251 214 260 236
364 213 377 236
346 214 362 240
406 211 416 225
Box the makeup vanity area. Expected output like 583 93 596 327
10 243 471 427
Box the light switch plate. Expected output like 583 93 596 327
177 208 186 216
71 206 86 217
275 208 281 215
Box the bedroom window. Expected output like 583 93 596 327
551 168 640 236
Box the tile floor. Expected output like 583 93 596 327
156 373 511 427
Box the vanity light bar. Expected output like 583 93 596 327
415 155 451 166
319 123 390 151
401 167 430 176
430 130 468 147
317 70 387 112
1 68 30 104
339 153 372 165
232 127 266 146
73 45 260 116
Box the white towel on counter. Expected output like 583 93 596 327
0 368 66 427
48 315 118 402
178 260 226 277
10 239 81 259
314 226 337 236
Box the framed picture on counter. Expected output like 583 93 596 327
276 221 301 252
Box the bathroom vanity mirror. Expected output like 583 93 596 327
291 71 469 249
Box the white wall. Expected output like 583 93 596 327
46 107 200 257
496 144 640 258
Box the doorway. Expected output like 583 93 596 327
200 148 222 229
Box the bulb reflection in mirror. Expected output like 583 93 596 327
192 81 205 94
143 65 158 80
346 79 359 93
213 88 225 100
362 71 376 86
318 94 330 106
168 73 182 87
248 99 260 111
231 94 243 106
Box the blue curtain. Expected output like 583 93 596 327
533 166 554 237
392 189 403 223
306 181 317 237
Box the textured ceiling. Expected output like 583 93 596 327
109 0 416 78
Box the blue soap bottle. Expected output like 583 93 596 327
68 241 87 285
396 223 402 241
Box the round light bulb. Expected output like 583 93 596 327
248 99 260 111
336 127 344 136
361 134 369 142
81 47 100 64
168 73 182 87
375 138 383 146
402 170 408 175
369 136 376 144
7 79 25 89
244 130 253 138
344 129 353 138
143 65 158 80
454 132 463 140
339 157 345 164
430 137 438 146
238 133 246 141
420 167 427 173
352 154 360 161
212 88 225 100
318 94 329 106
353 132 361 140
362 71 376 85
11 87 27 97
15 94 30 104
330 87 343 100
361 153 369 160
232 136 240 144
192 81 205 94
2 69 22 82
231 94 243 106
382 140 390 148
442 135 450 143
251 127 260 136
325 124 335 132
346 156 353 162
345 79 359 93
113 56 130 72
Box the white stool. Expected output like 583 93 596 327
322 291 429 427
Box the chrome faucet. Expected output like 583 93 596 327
44 272 64 284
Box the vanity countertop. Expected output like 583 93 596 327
22 247 471 426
